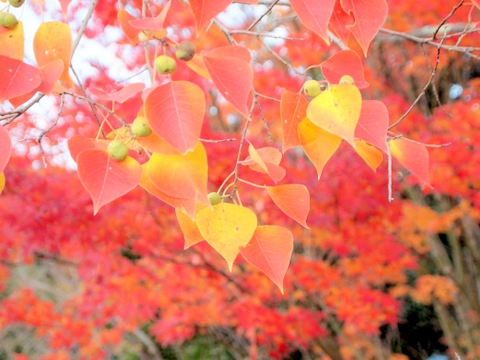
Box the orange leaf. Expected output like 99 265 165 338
146 141 209 205
135 131 179 155
140 165 196 218
144 81 205 154
342 0 388 56
189 0 234 33
240 226 293 293
59 0 72 19
321 50 369 88
0 21 24 60
0 172 5 195
0 125 11 173
196 203 257 271
77 150 142 215
186 55 212 80
290 0 335 44
67 135 109 161
117 10 141 45
390 138 431 186
243 145 286 183
280 91 309 153
176 203 208 249
306 84 361 147
89 83 145 104
203 46 253 116
266 184 310 228
129 0 170 30
0 55 41 103
354 100 389 153
33 21 73 86
298 118 341 179
354 140 383 171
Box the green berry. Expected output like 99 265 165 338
303 80 322 98
175 41 196 62
208 192 222 206
339 75 355 85
9 0 25 8
155 55 177 75
0 12 18 29
131 117 152 137
107 140 129 161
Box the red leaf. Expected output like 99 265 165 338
0 125 12 173
0 55 41 103
290 0 335 44
144 81 205 154
330 0 354 44
117 10 141 45
240 226 293 293
354 100 389 153
67 135 110 161
77 150 142 214
280 91 309 152
203 46 253 116
321 50 369 88
37 60 64 94
189 0 234 33
267 185 310 228
89 83 145 104
342 0 388 56
390 138 431 186
242 146 286 183
129 0 171 30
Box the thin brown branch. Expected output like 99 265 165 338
247 0 280 31
432 0 464 40
71 0 99 59
229 29 304 41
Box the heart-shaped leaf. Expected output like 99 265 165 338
0 21 24 60
280 91 309 153
0 55 41 103
321 50 369 88
354 100 389 153
354 140 383 172
189 0 234 33
266 184 310 228
89 83 145 103
290 0 335 44
176 203 208 249
390 138 431 186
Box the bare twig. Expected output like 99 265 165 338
432 0 464 40
387 139 394 202
247 0 280 31
71 0 99 59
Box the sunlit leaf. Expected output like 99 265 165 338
298 118 341 179
196 203 257 271
203 45 253 116
189 0 234 33
306 84 362 147
146 141 209 205
280 91 309 153
342 0 388 56
117 9 141 45
354 100 389 153
290 0 335 44
37 60 64 94
77 150 142 215
0 172 5 195
135 131 179 155
0 55 41 103
0 21 24 60
89 83 145 104
33 21 73 86
242 146 286 183
144 81 205 154
186 55 212 80
129 0 170 30
240 226 293 293
330 0 354 44
0 125 11 173
59 0 72 19
390 138 431 186
354 140 383 171
321 50 369 88
67 135 110 161
176 203 208 249
266 184 310 228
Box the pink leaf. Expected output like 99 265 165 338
0 55 41 103
189 0 234 33
321 50 369 88
354 100 389 153
89 83 145 104
290 0 335 44
267 184 310 228
390 138 431 186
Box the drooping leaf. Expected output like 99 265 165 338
144 81 205 154
77 150 142 215
390 138 431 186
354 100 389 153
117 10 141 45
0 172 5 195
0 55 41 103
189 0 234 33
176 203 208 249
306 84 362 147
186 55 212 80
203 46 253 116
59 0 72 19
129 0 171 31
196 203 257 271
354 140 383 171
266 184 310 228
146 141 209 205
0 125 12 173
140 165 196 218
33 21 73 86
67 135 110 161
321 50 369 88
290 0 335 44
89 83 145 104
298 118 341 179
242 145 286 183
280 91 309 152
329 0 354 44
342 0 388 56
0 21 24 60
240 226 293 293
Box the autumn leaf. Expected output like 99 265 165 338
354 140 383 171
186 55 212 80
321 50 369 88
0 172 5 195
0 125 11 174
135 131 179 155
266 185 310 228
89 83 145 104
330 0 354 44
0 55 41 103
280 91 309 153
240 225 294 293
129 0 170 31
242 146 286 183
146 141 209 205
298 118 341 179
203 45 253 116
0 21 24 60
290 0 335 44
196 203 257 271
144 81 205 154
77 150 142 215
390 137 431 186
67 135 110 161
117 10 141 45
354 100 389 153
176 203 208 249
189 0 234 33
306 84 362 147
33 21 73 86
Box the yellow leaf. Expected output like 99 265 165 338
354 139 383 171
196 203 257 271
0 21 24 60
0 172 5 194
306 84 361 147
